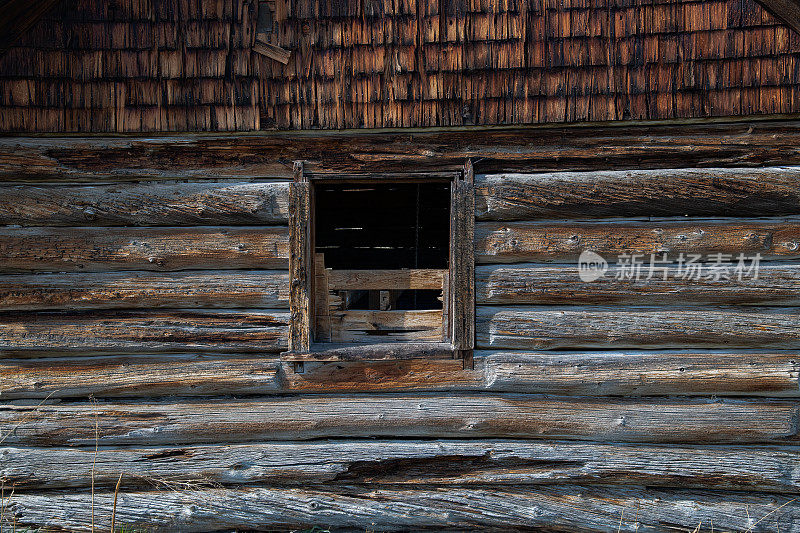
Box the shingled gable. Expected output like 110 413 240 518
756 0 800 34
1 0 800 132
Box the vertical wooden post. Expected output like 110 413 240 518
289 161 312 353
452 160 475 368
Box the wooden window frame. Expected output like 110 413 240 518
284 161 474 366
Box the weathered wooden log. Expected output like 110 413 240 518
0 270 290 311
6 485 800 532
476 263 800 306
476 306 800 350
475 167 800 220
0 395 796 445
5 121 800 180
475 218 800 263
284 342 457 362
3 440 800 492
1 354 282 399
0 226 289 272
480 350 800 396
0 181 290 226
4 351 797 399
0 310 288 355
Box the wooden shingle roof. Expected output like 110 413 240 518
1 0 799 132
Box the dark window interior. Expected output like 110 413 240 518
315 182 450 311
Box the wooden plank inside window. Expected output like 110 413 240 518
325 309 444 343
327 269 446 291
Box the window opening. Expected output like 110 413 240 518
313 181 451 344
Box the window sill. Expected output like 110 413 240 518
281 341 455 362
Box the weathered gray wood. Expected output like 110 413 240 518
0 181 289 226
284 342 456 362
6 485 799 532
5 121 800 180
454 160 476 354
476 167 800 220
476 263 800 306
288 161 311 353
1 354 282 399
0 310 288 355
1 395 796 445
0 270 289 311
4 351 798 399
480 351 800 396
314 253 332 342
326 309 443 343
253 39 292 64
475 218 800 263
476 306 800 350
4 440 800 493
0 226 289 272
326 269 446 290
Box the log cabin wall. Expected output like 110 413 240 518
3 0 800 132
2 122 800 531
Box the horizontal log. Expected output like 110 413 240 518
0 181 289 226
476 263 800 306
475 167 800 220
0 310 288 355
4 351 798 399
1 354 282 399
284 342 456 362
327 309 443 343
480 351 800 397
6 485 800 532
475 218 800 263
0 226 289 272
326 269 446 290
0 395 796 445
0 270 290 311
3 440 800 493
476 306 800 350
5 120 800 180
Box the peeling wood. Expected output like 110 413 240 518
0 394 796 445
3 440 800 493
